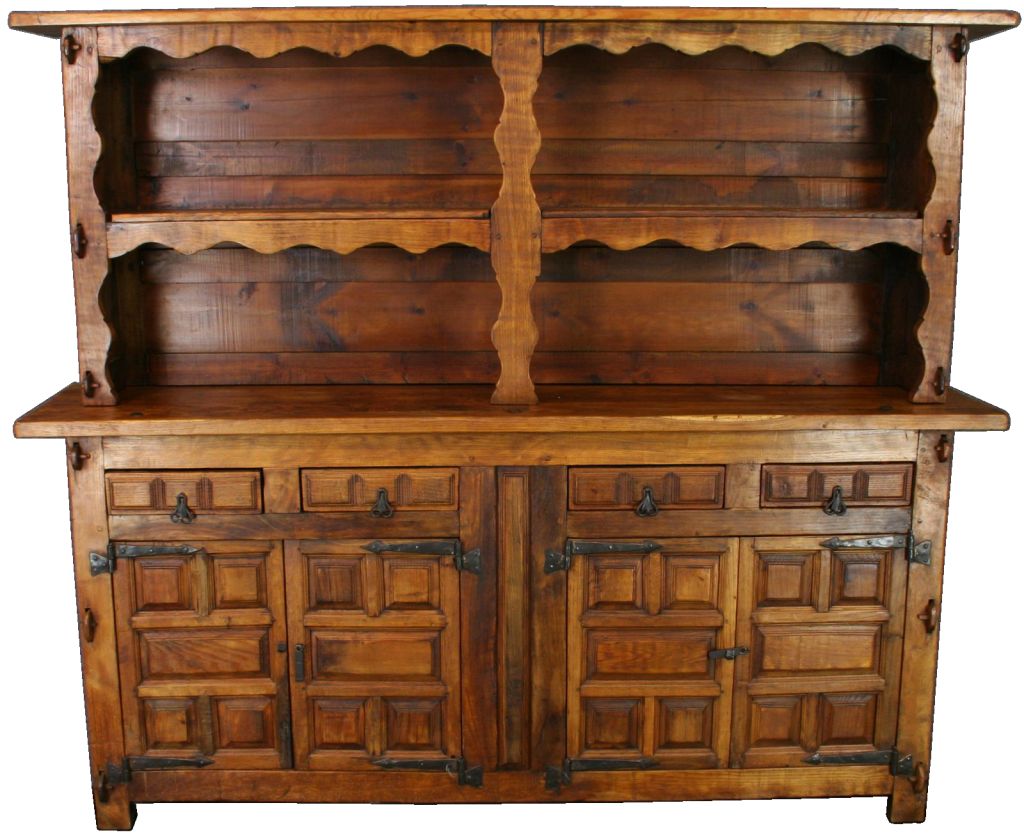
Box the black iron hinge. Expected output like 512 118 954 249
372 757 483 787
362 539 481 575
97 755 213 801
545 757 658 790
804 748 914 777
544 539 662 574
820 533 931 566
89 543 205 576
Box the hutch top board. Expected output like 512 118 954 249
7 5 1019 832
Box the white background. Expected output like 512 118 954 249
0 1 1020 833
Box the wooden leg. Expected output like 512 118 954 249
887 431 953 823
66 438 136 830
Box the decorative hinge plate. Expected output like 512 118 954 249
362 539 481 575
372 757 483 787
545 757 658 790
708 646 750 661
89 543 205 575
804 748 914 777
544 539 662 574
820 534 931 566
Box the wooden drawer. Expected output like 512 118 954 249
568 466 726 512
301 468 459 513
106 470 263 514
761 463 914 508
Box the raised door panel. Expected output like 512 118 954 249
567 538 738 770
284 539 461 770
731 535 907 769
112 540 290 769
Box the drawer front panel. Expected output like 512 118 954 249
302 468 459 512
569 466 726 511
761 463 913 508
106 470 263 514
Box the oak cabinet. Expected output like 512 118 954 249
8 4 1018 831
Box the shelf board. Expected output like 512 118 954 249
541 211 923 253
10 8 1020 40
105 209 491 257
14 385 1009 439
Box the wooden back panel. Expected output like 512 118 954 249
105 46 502 214
535 44 932 213
108 241 923 388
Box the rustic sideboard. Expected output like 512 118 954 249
8 5 1019 830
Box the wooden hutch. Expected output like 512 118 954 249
8 5 1019 830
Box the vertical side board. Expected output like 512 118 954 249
460 467 500 771
489 22 543 405
67 438 134 829
912 26 968 402
528 466 567 770
61 27 116 404
888 431 954 822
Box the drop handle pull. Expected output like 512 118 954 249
918 599 939 634
635 486 659 517
170 493 197 524
370 487 395 518
822 486 847 516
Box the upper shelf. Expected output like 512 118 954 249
541 211 923 253
9 7 1021 41
13 384 1009 438
106 210 491 257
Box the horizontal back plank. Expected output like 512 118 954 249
137 139 887 179
133 67 502 141
141 280 880 354
147 351 880 386
533 281 882 352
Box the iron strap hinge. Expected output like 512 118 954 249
545 757 658 790
362 539 481 575
804 748 914 777
99 755 214 799
89 543 206 576
371 757 483 787
544 539 662 574
819 533 931 566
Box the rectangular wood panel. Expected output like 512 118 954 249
284 539 461 770
761 463 914 507
112 540 290 770
106 470 263 514
302 468 459 512
569 466 725 511
567 538 738 769
731 535 907 769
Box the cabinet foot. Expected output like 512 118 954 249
886 784 927 824
94 795 137 831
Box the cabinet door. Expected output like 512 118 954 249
284 540 462 770
112 540 290 769
731 535 907 768
566 538 738 769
